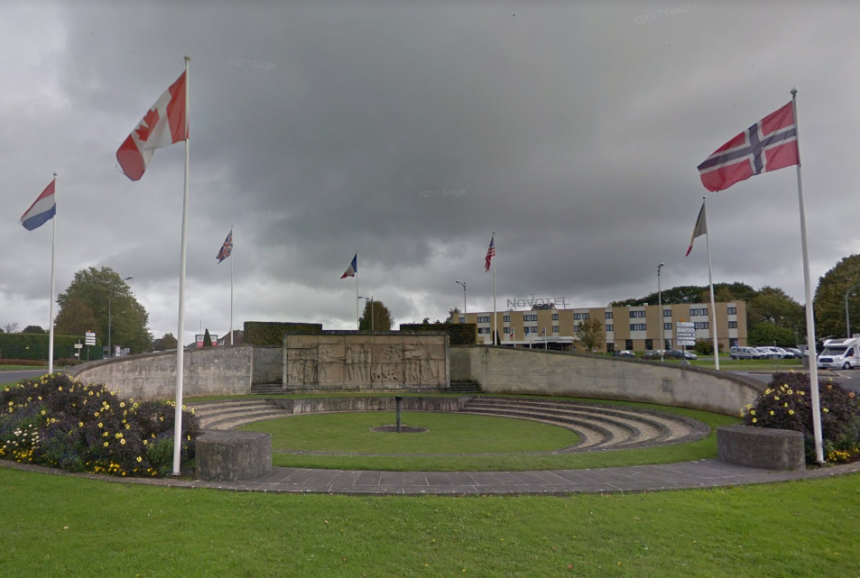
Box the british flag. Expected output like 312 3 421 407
484 234 495 272
697 102 799 192
216 229 233 263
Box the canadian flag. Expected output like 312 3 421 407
116 71 188 181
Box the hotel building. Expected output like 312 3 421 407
454 301 747 352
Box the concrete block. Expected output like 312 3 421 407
717 424 805 471
195 431 272 481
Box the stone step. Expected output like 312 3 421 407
458 408 617 449
206 409 292 431
250 383 283 394
194 404 279 423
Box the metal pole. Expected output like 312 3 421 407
463 282 466 315
230 225 234 346
371 296 374 332
658 263 664 362
703 198 720 370
395 395 402 433
172 55 191 476
492 233 497 346
48 176 57 374
792 88 824 465
844 282 860 338
108 291 111 358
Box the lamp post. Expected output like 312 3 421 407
455 280 466 317
358 295 374 331
106 276 133 358
658 263 665 362
844 282 860 338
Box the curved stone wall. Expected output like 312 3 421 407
449 346 763 416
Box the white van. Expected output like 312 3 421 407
730 346 762 360
817 337 860 369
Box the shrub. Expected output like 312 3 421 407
399 323 477 346
244 322 323 346
0 373 199 477
741 372 860 464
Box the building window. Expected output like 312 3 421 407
552 325 559 333
606 324 614 332
574 313 582 320
477 328 487 334
477 316 490 323
531 326 539 333
630 324 646 332
524 314 537 322
503 327 510 334
663 309 672 317
729 321 738 329
552 313 559 320
690 307 708 317
581 313 590 320
663 323 672 331
459 317 465 323
694 322 710 330
665 339 672 349
727 306 737 315
574 325 581 333
524 327 529 335
606 343 615 352
645 339 653 350
503 315 510 322
625 340 633 351
605 311 613 319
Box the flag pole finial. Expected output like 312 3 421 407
184 55 191 62
791 87 797 98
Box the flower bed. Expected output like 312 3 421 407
0 373 199 477
740 372 860 464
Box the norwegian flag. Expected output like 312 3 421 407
697 102 798 192
116 70 188 181
216 229 233 263
484 235 495 272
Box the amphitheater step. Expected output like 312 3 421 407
250 383 284 395
449 382 480 394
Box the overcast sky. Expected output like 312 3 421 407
2 0 858 344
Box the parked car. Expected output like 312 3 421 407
785 347 803 358
730 346 762 360
755 347 784 359
664 349 697 360
613 350 635 357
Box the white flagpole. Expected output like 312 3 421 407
172 56 191 476
792 88 824 464
48 174 57 374
355 252 359 330
492 232 497 346
703 197 720 370
230 225 234 346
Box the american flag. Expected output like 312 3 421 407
484 234 495 272
216 229 233 263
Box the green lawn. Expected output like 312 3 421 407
239 412 580 454
0 466 857 577
238 400 738 471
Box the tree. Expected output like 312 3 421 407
578 318 605 353
360 300 393 331
4 322 19 333
814 254 860 340
445 307 461 323
22 325 46 334
748 322 796 347
54 299 101 336
203 329 212 347
747 286 804 339
152 333 178 352
56 266 152 354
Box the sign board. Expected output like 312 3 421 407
675 321 696 346
506 297 567 310
196 334 204 348
74 343 83 349
85 331 96 346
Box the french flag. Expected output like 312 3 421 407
341 253 357 278
20 179 56 231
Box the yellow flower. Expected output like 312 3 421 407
752 418 757 423
750 410 755 416
789 410 795 415
143 440 148 445
136 456 142 462
120 402 125 408
79 422 83 427
770 411 775 416
40 410 46 416
823 408 830 413
103 442 109 447
774 396 780 401
98 423 103 428
120 439 126 445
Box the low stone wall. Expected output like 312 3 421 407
196 431 273 481
717 425 805 470
70 346 253 401
266 396 470 414
450 346 763 416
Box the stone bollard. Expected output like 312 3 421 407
395 395 402 433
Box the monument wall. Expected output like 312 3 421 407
283 332 449 392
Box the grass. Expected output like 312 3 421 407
237 399 739 471
239 412 580 454
0 466 858 577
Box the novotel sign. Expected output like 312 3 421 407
506 297 567 309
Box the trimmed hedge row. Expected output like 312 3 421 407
0 334 104 361
243 321 323 346
398 323 477 346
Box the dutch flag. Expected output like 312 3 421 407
20 179 56 231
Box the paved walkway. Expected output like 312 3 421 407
3 459 859 496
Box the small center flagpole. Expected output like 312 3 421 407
230 225 234 346
703 197 720 370
792 88 825 464
172 56 191 477
48 174 57 374
492 232 497 346
355 252 359 330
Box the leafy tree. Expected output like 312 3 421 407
162 333 178 350
203 329 212 347
747 286 804 338
56 267 152 354
360 300 393 331
54 299 100 337
22 325 46 334
748 322 796 347
446 307 461 323
814 254 860 339
613 282 758 306
578 318 605 352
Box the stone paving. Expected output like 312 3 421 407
3 458 858 496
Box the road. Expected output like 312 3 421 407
731 369 860 394
0 369 58 385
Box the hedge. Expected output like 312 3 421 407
0 334 103 361
244 321 323 346
398 323 477 346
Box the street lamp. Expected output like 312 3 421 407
105 276 133 358
658 263 665 362
845 282 860 338
455 280 467 317
358 295 374 331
